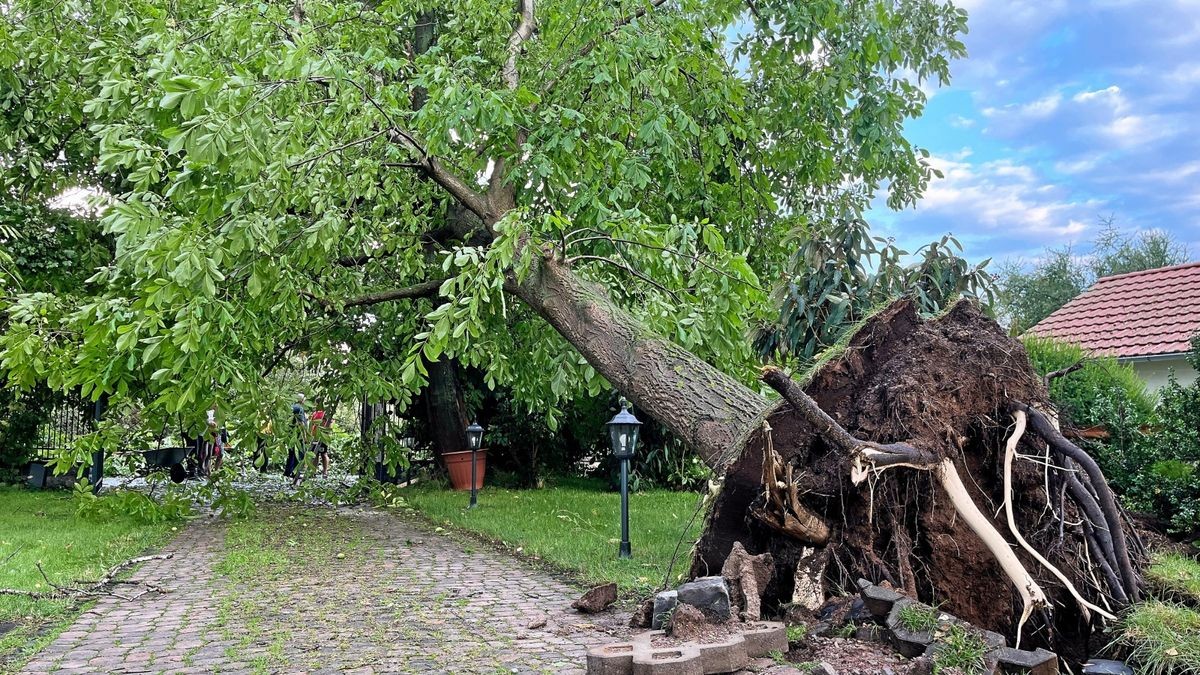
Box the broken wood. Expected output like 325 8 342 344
750 420 831 545
0 554 174 602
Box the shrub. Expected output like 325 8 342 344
1025 334 1200 536
1022 335 1154 428
1116 370 1200 536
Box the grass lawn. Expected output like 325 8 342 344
0 485 175 670
1146 551 1200 602
401 476 707 599
1114 552 1200 675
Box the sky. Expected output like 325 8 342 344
867 0 1200 266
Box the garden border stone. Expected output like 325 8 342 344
585 622 786 675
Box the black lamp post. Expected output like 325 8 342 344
606 397 641 559
465 421 484 508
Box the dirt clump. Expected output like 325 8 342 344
665 604 712 641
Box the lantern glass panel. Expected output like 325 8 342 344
466 422 484 450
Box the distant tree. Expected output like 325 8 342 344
996 219 1191 334
995 247 1088 334
1089 218 1190 279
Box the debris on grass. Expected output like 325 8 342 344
932 624 988 675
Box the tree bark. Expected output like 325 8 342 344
425 358 469 455
508 254 771 469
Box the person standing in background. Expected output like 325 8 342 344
285 393 308 482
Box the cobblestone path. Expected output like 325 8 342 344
21 507 629 674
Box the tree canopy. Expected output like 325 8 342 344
0 0 968 445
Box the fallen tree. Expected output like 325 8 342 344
0 1 1141 660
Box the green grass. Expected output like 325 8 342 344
1117 600 1200 675
932 624 988 675
0 485 174 669
898 603 941 633
401 476 706 598
1147 552 1200 602
211 507 377 674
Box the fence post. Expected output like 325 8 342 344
88 395 107 494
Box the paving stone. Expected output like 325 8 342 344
19 507 624 673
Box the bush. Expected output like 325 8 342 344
1119 371 1200 536
1022 336 1154 428
1024 334 1200 537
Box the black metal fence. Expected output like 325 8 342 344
27 391 106 491
32 391 94 460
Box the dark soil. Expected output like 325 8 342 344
790 636 923 674
692 300 1130 661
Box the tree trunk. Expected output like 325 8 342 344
509 254 771 469
424 358 469 455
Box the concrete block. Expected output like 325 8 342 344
741 622 787 657
857 578 904 618
632 644 703 675
997 647 1058 675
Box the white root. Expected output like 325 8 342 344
1003 411 1117 633
934 457 1048 642
851 444 1053 634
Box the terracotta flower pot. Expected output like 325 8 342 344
443 449 487 491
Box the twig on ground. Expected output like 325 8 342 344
0 554 174 601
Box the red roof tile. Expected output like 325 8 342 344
1026 260 1200 358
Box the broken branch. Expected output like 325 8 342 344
0 554 174 601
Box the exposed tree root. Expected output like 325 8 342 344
1012 402 1143 602
752 420 831 545
1002 410 1118 635
761 366 1050 635
694 301 1142 662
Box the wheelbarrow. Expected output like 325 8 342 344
142 446 193 483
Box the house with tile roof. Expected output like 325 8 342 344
1027 260 1200 391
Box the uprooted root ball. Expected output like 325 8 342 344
692 300 1143 662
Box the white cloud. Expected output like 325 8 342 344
949 115 976 128
1072 85 1130 114
980 91 1063 127
1054 156 1103 175
1094 113 1177 147
914 154 1103 239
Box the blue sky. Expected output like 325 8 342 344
867 0 1200 265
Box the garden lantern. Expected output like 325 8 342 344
465 421 484 508
606 397 641 559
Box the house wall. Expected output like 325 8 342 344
1126 356 1198 392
